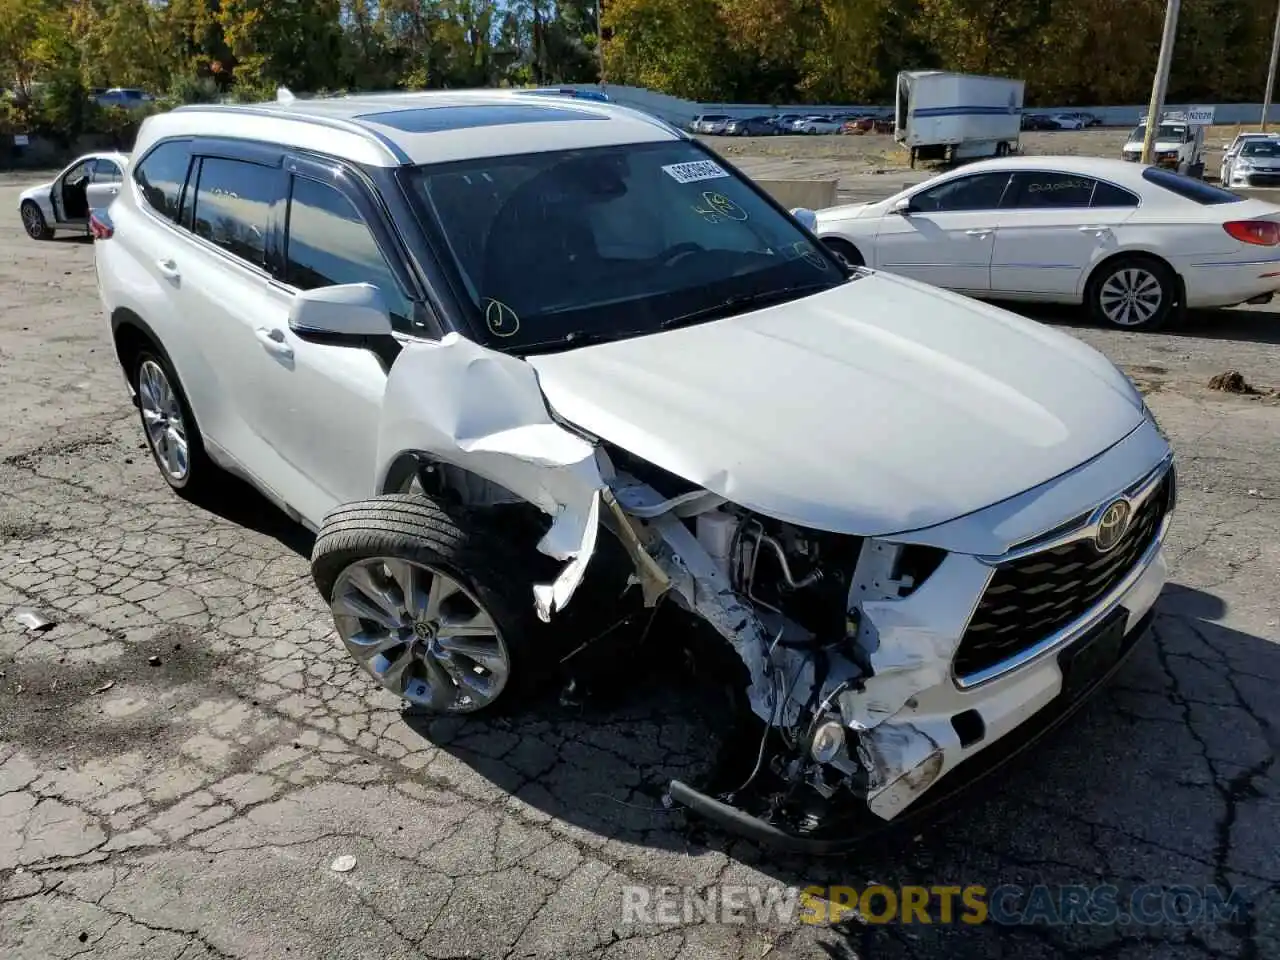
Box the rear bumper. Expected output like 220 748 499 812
1183 258 1280 308
670 603 1159 855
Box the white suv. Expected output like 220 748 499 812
93 91 1174 851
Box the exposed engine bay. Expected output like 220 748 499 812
594 444 956 845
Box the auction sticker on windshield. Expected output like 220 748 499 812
663 160 730 184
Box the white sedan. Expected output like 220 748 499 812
18 151 129 241
813 155 1280 330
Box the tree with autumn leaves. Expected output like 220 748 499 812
1 0 1279 111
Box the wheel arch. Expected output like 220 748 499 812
820 234 866 267
1081 248 1183 306
110 309 214 435
111 308 169 389
380 450 541 516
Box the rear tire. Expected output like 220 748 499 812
21 201 53 240
1087 255 1177 331
133 349 215 497
312 495 546 716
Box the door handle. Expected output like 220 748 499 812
155 258 180 280
1078 225 1110 235
255 327 294 360
965 229 992 237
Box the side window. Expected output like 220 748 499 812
284 176 414 331
1005 171 1096 209
910 173 1011 212
92 159 122 183
1090 181 1140 208
64 161 93 184
132 141 193 222
190 157 284 268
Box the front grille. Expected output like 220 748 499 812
953 471 1174 680
1247 172 1280 187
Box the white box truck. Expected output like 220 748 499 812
894 70 1024 167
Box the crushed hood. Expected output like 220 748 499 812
526 272 1144 538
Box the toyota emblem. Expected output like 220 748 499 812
1093 499 1132 553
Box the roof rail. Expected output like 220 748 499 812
168 103 409 163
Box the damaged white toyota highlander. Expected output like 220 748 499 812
93 91 1175 852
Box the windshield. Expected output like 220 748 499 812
408 141 846 351
1241 141 1280 158
1130 124 1188 143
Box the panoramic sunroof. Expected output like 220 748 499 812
357 103 606 133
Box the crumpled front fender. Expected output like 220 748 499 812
376 333 607 619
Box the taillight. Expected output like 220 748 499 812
89 210 113 240
1223 220 1280 246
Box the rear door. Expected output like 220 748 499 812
989 171 1140 299
872 171 1011 292
172 145 299 496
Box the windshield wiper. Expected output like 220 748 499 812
517 329 636 355
660 281 839 331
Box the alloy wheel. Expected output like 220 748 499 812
138 359 190 481
21 203 46 239
1098 267 1163 327
330 557 511 713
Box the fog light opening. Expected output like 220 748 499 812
810 721 846 763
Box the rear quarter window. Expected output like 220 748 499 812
132 141 193 221
1141 167 1243 205
1090 181 1140 207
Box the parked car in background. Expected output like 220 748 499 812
19 151 129 240
723 115 777 136
690 114 732 134
1220 132 1280 184
1044 113 1085 130
794 115 844 134
813 155 1280 330
1222 137 1280 188
1022 113 1058 131
94 88 154 110
92 90 1173 850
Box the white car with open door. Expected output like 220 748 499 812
814 155 1280 330
19 151 129 240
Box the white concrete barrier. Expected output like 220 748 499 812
754 179 839 210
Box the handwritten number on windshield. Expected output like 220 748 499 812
691 191 749 223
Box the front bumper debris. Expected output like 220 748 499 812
668 606 1157 854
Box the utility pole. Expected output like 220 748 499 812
1141 0 1181 163
597 0 607 88
1262 0 1280 131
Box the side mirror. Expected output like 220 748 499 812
891 197 913 215
85 182 119 211
288 283 394 338
790 207 818 231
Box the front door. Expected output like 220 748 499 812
872 171 1012 293
51 159 93 223
244 158 420 516
989 172 1140 299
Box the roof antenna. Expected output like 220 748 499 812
276 86 295 104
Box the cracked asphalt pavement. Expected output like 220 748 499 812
2 171 1278 959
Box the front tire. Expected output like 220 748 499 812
21 201 53 240
134 351 213 495
312 495 543 715
1087 255 1177 331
